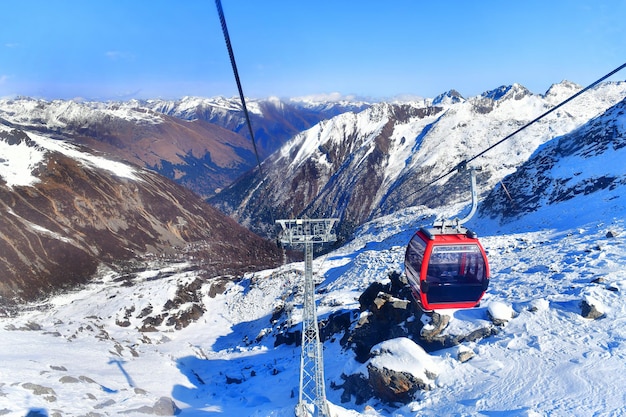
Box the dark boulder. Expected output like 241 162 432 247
367 364 426 404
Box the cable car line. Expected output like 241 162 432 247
215 0 264 177
216 0 281 231
407 61 626 199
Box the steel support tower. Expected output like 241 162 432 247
276 218 338 417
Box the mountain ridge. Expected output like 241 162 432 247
480 94 626 224
210 80 626 240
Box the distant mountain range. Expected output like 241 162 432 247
1 82 625 305
0 97 369 198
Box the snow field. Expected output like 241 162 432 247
1 214 626 416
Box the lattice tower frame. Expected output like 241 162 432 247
276 218 338 417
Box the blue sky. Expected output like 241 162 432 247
1 0 625 101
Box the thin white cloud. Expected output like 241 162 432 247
4 43 20 48
291 92 358 102
105 51 122 60
105 50 133 61
0 75 8 84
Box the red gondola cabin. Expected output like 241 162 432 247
404 226 490 310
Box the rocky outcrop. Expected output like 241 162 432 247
343 289 415 362
335 364 426 406
341 272 497 356
339 337 440 405
335 272 505 403
123 396 180 415
273 271 498 404
366 363 428 404
581 297 605 319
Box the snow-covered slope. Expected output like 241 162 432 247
480 95 626 228
1 91 626 415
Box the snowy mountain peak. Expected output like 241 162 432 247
432 89 465 106
0 96 163 130
480 83 530 101
544 79 583 98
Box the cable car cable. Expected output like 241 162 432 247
215 0 279 230
215 0 264 177
407 61 626 198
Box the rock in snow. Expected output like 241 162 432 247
581 296 606 319
365 338 440 403
487 301 515 325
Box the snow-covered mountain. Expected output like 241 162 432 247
1 87 625 415
210 81 626 240
0 123 282 308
